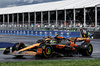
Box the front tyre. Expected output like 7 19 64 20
86 44 93 55
42 44 53 58
12 42 25 58
80 43 93 56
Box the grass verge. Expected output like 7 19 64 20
0 59 100 66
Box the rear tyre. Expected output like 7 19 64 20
80 42 93 56
12 42 25 58
42 44 53 58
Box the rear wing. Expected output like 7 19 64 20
69 37 89 41
68 37 90 44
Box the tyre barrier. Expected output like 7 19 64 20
0 30 80 38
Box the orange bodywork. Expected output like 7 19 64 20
70 41 77 47
70 41 77 50
57 36 64 39
72 47 75 50
45 38 52 41
11 51 16 54
85 40 90 42
69 37 89 41
19 43 40 51
36 48 43 55
77 38 89 41
56 45 65 49
22 51 37 55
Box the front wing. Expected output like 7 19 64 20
3 46 43 56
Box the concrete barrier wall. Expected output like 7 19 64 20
0 30 80 38
0 42 14 48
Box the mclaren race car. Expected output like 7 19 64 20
3 36 93 58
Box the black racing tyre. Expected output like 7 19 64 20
12 42 25 58
42 44 53 58
12 42 25 52
80 42 93 56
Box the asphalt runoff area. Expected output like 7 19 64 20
0 35 100 62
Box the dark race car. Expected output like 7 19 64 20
3 36 93 58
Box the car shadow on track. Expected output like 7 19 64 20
3 55 94 61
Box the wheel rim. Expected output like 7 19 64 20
86 45 93 55
88 46 92 53
43 45 53 58
45 47 51 55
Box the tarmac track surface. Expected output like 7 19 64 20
0 35 100 62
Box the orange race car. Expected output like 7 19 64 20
3 36 93 58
